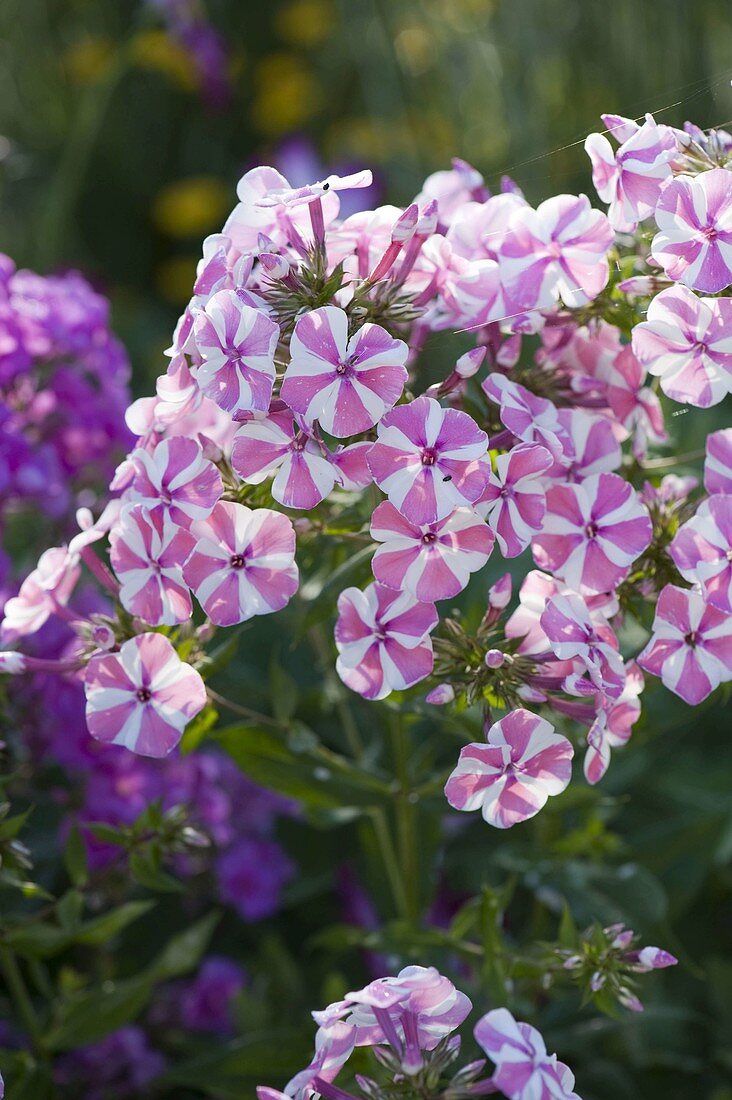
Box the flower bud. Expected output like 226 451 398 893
484 649 506 669
0 651 26 674
426 683 455 705
455 347 487 379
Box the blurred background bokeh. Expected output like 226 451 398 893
1 0 731 393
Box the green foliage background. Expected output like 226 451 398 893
0 2 731 1098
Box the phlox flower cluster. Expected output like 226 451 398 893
1 111 731 837
0 257 132 571
255 965 584 1099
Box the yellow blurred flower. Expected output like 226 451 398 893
251 53 322 134
152 177 230 238
275 0 335 48
156 255 199 304
131 30 198 93
63 36 114 84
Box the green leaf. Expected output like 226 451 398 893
148 910 220 981
0 807 32 843
76 900 156 946
63 825 89 887
45 912 220 1049
45 973 154 1050
180 704 219 754
216 724 391 812
56 889 84 932
129 849 183 893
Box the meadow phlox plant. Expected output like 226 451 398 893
2 109 731 814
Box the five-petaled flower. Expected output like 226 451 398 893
84 633 207 757
534 472 652 594
193 289 280 415
637 584 732 705
334 583 438 700
367 395 489 525
651 168 732 293
476 442 553 557
280 306 408 438
110 504 195 626
370 501 494 601
184 501 298 626
444 708 573 829
475 1007 580 1100
632 284 732 408
126 437 223 529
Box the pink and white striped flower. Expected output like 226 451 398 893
638 584 732 705
506 569 618 659
127 437 223 529
498 193 614 310
444 709 573 829
585 114 677 231
475 1008 580 1100
110 505 195 626
192 289 280 415
280 306 408 438
322 965 471 1072
597 344 667 457
557 409 622 479
540 591 625 699
183 501 298 627
670 495 732 612
651 168 732 293
334 583 437 700
256 1020 356 1100
84 633 207 758
705 428 732 494
482 375 570 460
584 662 644 784
475 442 553 557
631 285 732 408
232 411 339 510
533 472 652 594
370 502 494 601
367 396 489 525
1 547 80 643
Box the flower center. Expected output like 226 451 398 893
229 554 246 569
585 522 598 539
684 630 697 647
421 447 438 466
422 532 437 544
693 340 707 354
702 225 718 241
136 687 152 703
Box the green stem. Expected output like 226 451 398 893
368 808 409 920
308 625 365 758
389 713 420 927
0 946 44 1055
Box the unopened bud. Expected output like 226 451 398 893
197 433 224 463
484 649 506 669
0 651 26 674
90 624 116 651
426 683 455 705
259 252 291 280
455 346 487 379
416 198 439 235
392 203 419 242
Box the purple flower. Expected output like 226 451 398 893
215 836 295 921
54 1026 165 1100
180 956 247 1033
